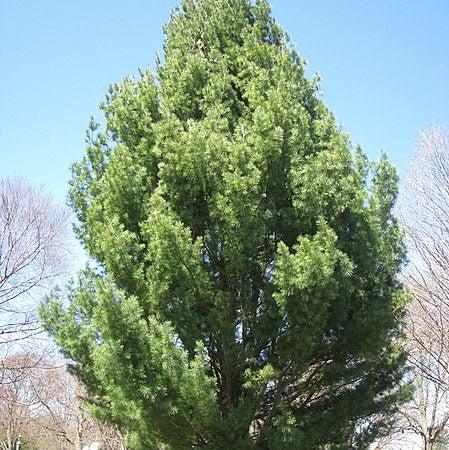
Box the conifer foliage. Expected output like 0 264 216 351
40 1 409 448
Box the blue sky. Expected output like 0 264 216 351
1 0 448 204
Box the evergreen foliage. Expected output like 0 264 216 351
40 1 409 448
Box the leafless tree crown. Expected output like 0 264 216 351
0 178 71 344
393 125 449 449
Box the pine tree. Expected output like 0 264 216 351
40 1 409 448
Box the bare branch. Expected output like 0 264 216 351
0 178 71 345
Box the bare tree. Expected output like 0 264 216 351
371 367 449 450
0 353 73 449
399 125 449 389
0 178 71 345
397 125 449 449
0 180 125 448
402 372 449 449
0 353 125 450
371 423 420 450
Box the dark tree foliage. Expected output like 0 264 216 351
40 1 409 448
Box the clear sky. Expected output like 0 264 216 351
1 0 448 204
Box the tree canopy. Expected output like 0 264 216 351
40 0 409 448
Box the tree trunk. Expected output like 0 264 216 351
424 437 433 450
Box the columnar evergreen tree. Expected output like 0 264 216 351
40 1 409 448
